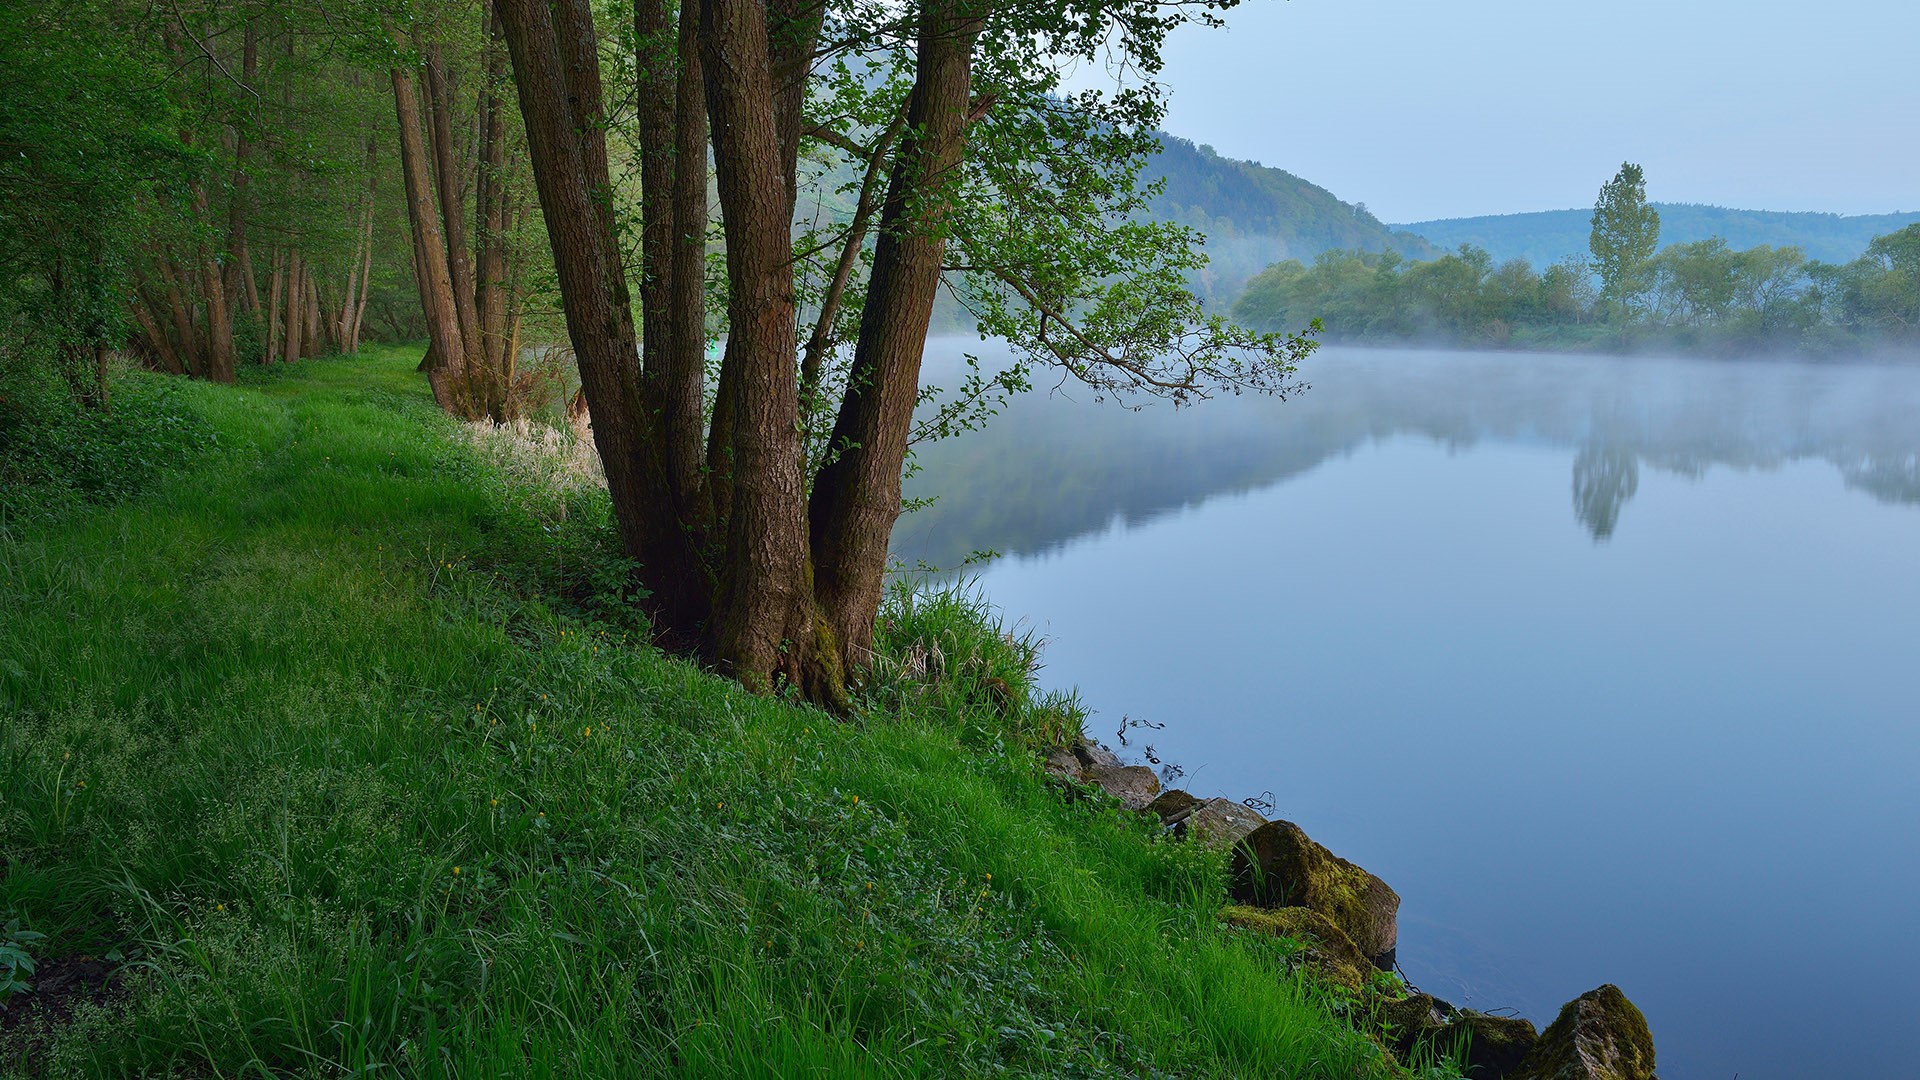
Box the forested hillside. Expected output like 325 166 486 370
1398 205 1920 268
1143 136 1440 306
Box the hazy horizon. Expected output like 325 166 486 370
1120 0 1919 223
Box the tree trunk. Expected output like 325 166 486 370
304 274 323 357
224 20 262 319
631 0 717 631
423 43 485 359
702 0 834 697
809 0 985 673
158 256 201 377
474 14 513 416
130 291 183 375
283 249 304 363
193 183 237 382
392 64 472 413
495 0 657 592
265 247 284 363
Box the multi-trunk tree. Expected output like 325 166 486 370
497 0 1313 704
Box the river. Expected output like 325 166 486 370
893 341 1920 1079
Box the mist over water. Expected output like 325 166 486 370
896 341 1920 1079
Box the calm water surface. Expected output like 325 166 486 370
894 342 1920 1080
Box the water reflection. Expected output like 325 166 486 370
896 343 1920 561
1571 444 1638 540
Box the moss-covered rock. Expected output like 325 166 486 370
1457 1011 1541 1077
1228 819 1400 966
1514 984 1655 1080
1375 994 1538 1078
1218 904 1372 991
1184 797 1266 847
1144 788 1200 822
1082 763 1160 810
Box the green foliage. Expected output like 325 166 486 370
0 365 218 524
0 918 43 1001
0 352 1408 1078
1589 163 1661 310
0 3 188 404
1232 221 1920 354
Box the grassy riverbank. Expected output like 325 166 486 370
0 350 1420 1077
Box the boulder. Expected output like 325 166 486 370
1042 745 1083 779
1377 995 1538 1078
1456 1012 1542 1077
1144 789 1201 823
1514 984 1656 1080
1083 763 1161 810
1183 797 1267 847
1228 819 1399 967
1218 904 1372 991
1070 737 1120 770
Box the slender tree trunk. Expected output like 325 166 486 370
702 0 833 696
158 256 201 377
474 13 513 416
130 291 183 375
392 64 471 412
423 43 484 356
265 247 285 363
283 249 304 363
225 21 262 318
307 275 325 356
809 0 985 672
632 0 717 630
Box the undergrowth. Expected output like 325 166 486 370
0 347 1424 1078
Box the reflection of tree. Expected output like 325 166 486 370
1842 453 1920 505
895 344 1920 566
1572 445 1640 541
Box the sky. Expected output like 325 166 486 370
1132 0 1920 223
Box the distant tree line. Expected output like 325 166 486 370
1234 164 1920 355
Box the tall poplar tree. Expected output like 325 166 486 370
1590 162 1661 315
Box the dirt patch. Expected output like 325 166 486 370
0 954 128 1073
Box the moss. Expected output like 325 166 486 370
1520 984 1655 1080
1228 821 1399 962
1218 904 1371 991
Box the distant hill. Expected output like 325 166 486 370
1143 136 1441 306
1396 205 1920 268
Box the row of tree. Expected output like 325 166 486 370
5 0 1320 702
1232 163 1920 353
1232 226 1920 351
1 0 543 416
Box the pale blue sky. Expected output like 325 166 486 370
1140 0 1919 222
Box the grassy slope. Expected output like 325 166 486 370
0 350 1405 1078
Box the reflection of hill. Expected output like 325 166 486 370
894 344 1920 566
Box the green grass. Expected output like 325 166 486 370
0 347 1410 1078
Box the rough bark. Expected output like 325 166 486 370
473 14 512 408
282 249 303 363
809 0 984 672
702 0 835 697
264 247 284 363
392 65 471 413
496 0 655 591
423 43 485 360
632 0 717 632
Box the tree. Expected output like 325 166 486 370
497 0 1315 703
1589 162 1660 315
